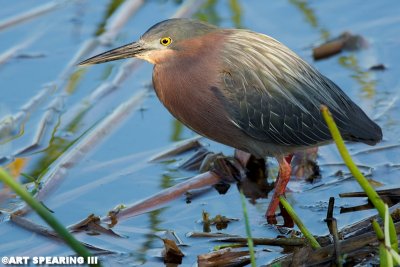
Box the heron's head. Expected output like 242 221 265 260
79 18 219 66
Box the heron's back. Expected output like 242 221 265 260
214 29 382 154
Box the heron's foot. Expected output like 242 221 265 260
200 153 245 183
233 150 275 202
180 148 244 182
265 155 292 224
234 149 269 182
200 150 270 183
266 211 278 224
266 192 281 224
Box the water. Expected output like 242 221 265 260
0 0 399 265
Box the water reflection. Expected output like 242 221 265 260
195 0 242 27
289 0 377 98
95 0 127 36
289 0 330 41
229 0 242 28
338 55 377 98
137 209 164 263
170 119 184 142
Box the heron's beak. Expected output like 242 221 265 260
78 42 145 66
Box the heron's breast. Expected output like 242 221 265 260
152 59 250 150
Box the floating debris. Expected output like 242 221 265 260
313 32 367 60
107 204 126 228
216 237 306 247
198 248 250 267
202 211 239 232
187 232 240 238
369 64 387 71
179 146 212 171
0 1 63 31
161 238 184 264
149 136 202 162
69 214 123 237
100 171 221 222
15 53 46 59
340 187 400 213
325 198 342 266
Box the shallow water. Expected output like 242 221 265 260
1 0 400 265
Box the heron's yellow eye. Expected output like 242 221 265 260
160 37 172 46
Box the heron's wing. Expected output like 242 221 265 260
215 30 381 146
216 71 333 146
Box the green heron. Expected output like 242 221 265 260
79 19 382 223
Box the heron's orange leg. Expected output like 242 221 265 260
266 154 293 224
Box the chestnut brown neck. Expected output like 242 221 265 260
152 31 227 103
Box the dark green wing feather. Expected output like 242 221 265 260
214 30 382 147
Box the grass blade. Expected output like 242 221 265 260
321 105 398 252
372 219 391 267
385 205 400 265
279 196 321 249
0 168 100 266
240 190 256 267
